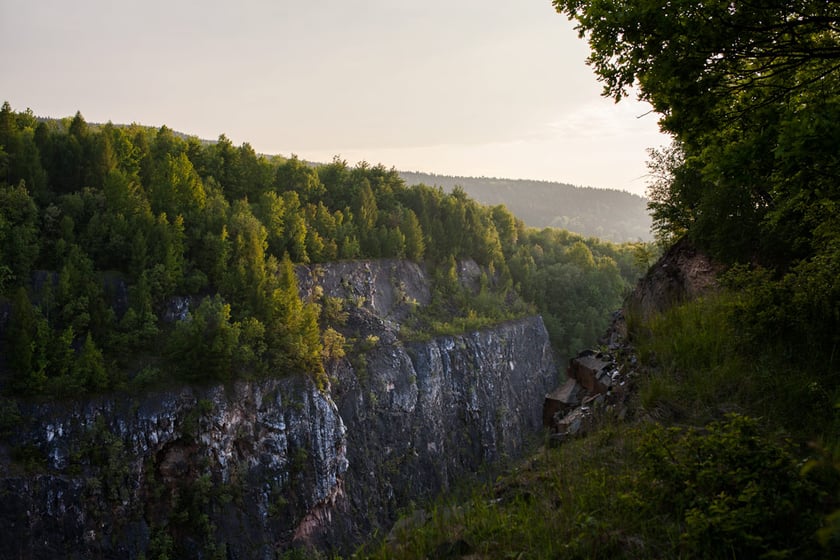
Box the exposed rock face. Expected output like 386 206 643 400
628 237 724 319
1 259 558 558
299 259 558 551
1 378 346 559
296 259 432 329
325 315 556 549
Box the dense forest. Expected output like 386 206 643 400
0 102 645 400
366 1 840 558
398 171 653 242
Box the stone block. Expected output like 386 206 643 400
542 378 584 427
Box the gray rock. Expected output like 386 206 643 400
1 259 558 558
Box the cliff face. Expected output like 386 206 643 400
1 378 347 559
627 237 724 319
324 315 555 549
1 260 557 558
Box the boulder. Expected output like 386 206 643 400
542 378 585 428
627 237 724 319
568 351 613 395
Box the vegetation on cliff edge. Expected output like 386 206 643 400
0 103 644 399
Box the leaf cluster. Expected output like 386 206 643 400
638 415 823 558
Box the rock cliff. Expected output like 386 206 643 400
1 260 558 558
627 237 724 319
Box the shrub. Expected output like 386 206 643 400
637 414 823 558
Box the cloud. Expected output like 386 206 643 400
544 98 661 139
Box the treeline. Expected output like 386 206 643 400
0 102 643 397
398 171 653 243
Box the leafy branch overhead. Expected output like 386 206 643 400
557 1 840 293
554 0 840 135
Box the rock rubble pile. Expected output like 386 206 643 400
542 311 639 443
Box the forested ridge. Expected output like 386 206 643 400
0 104 644 400
397 171 653 242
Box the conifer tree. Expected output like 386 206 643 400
74 333 108 390
7 288 47 394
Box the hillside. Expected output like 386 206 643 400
1 259 559 557
398 171 653 243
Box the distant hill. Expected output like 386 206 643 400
398 171 653 243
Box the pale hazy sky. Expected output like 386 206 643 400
0 0 668 196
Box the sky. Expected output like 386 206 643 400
0 0 669 196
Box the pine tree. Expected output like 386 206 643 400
7 288 47 394
74 333 108 391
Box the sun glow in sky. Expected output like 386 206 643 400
0 0 669 196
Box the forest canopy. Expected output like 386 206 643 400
0 104 644 397
397 171 653 243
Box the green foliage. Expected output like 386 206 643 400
6 287 46 393
364 270 840 558
237 316 268 375
400 208 425 260
321 327 346 363
803 442 840 549
130 365 163 390
223 199 268 313
147 527 174 560
149 152 205 219
633 291 838 435
74 332 108 391
0 101 639 397
260 254 324 380
722 253 840 363
112 271 159 354
0 182 40 291
274 155 325 204
0 397 21 438
553 0 840 135
638 415 822 558
69 414 132 503
511 228 634 358
10 444 47 473
319 295 348 326
555 0 840 270
401 256 540 343
363 406 833 560
166 295 240 383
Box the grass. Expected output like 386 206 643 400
358 421 684 559
634 294 840 439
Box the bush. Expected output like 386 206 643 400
637 414 823 558
166 295 240 382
